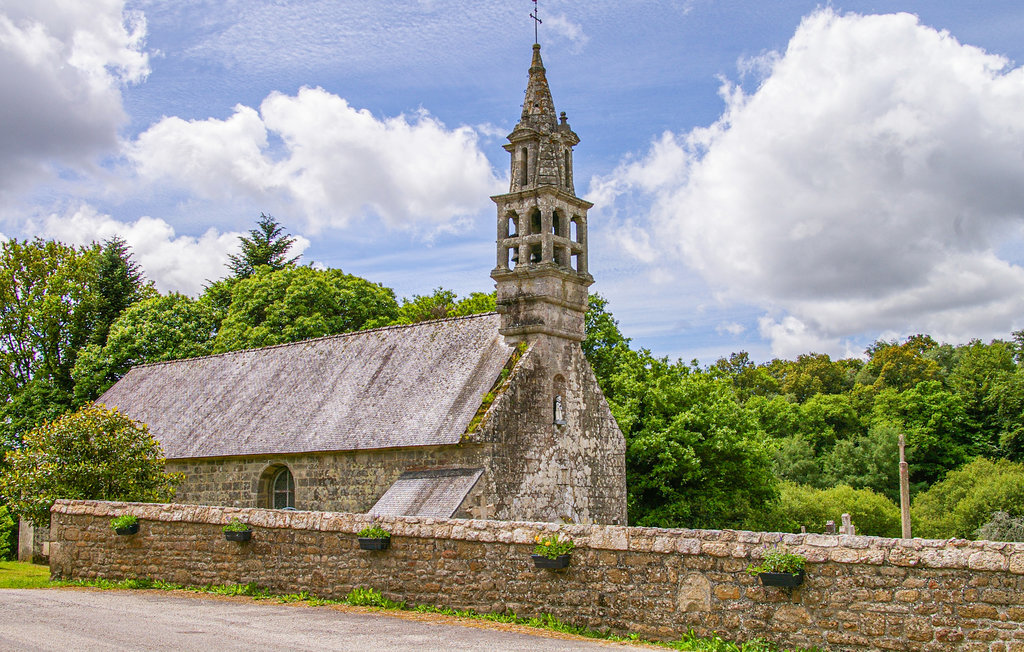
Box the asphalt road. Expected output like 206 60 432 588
0 589 646 651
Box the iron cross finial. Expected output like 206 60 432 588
531 0 542 45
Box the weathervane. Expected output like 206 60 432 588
531 0 542 44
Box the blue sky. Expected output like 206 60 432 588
4 1 1024 364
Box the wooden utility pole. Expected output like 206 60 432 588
899 433 912 538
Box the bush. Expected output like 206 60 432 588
0 505 14 560
975 511 1024 542
911 457 1024 539
762 482 901 537
0 405 182 525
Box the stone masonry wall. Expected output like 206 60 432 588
166 443 494 516
50 500 1024 651
474 337 627 525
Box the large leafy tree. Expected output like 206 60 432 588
72 294 220 401
0 239 98 451
227 213 300 279
911 457 1024 539
0 405 181 525
376 288 496 327
608 351 777 529
213 265 399 352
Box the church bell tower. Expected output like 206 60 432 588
491 43 593 343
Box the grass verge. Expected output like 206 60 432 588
48 578 820 651
0 561 51 589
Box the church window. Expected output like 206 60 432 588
508 213 518 237
519 148 529 187
551 210 561 236
570 217 579 242
271 467 295 509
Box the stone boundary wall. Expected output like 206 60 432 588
50 500 1024 651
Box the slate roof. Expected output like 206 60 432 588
97 313 513 460
369 468 484 518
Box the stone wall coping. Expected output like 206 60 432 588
53 499 1024 573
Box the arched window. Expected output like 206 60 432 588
271 467 295 509
519 148 529 187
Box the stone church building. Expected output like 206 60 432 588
97 44 627 526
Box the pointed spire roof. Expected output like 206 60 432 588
516 44 557 133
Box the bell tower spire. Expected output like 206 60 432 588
491 44 593 343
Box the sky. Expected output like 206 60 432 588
3 0 1024 364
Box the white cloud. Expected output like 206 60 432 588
29 205 305 296
593 9 1024 356
0 0 148 190
128 87 501 231
545 14 588 53
717 322 746 336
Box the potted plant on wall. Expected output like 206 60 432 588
110 514 139 536
222 518 253 542
532 533 575 569
357 524 391 550
747 549 807 587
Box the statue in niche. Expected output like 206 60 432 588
553 395 565 425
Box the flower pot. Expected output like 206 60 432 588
757 570 804 587
532 554 570 569
358 537 390 551
224 530 252 542
114 523 139 536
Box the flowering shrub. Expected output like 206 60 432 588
533 533 575 560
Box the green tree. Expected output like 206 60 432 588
608 352 777 529
72 294 220 401
772 435 825 488
713 352 781 401
377 288 496 327
87 236 149 348
0 405 181 526
212 266 398 352
227 213 300 279
872 381 971 490
859 335 942 391
745 394 801 440
761 482 900 537
0 239 98 451
796 392 863 452
988 367 1024 461
773 353 851 402
823 422 900 501
946 339 1017 456
911 457 1024 539
0 504 13 560
582 294 632 397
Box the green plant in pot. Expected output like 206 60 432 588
357 524 391 550
110 514 139 536
532 533 575 569
222 517 252 542
747 549 807 587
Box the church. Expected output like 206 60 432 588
97 44 628 526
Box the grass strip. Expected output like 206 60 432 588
0 561 51 589
47 577 820 651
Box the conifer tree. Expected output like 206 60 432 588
227 213 300 278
